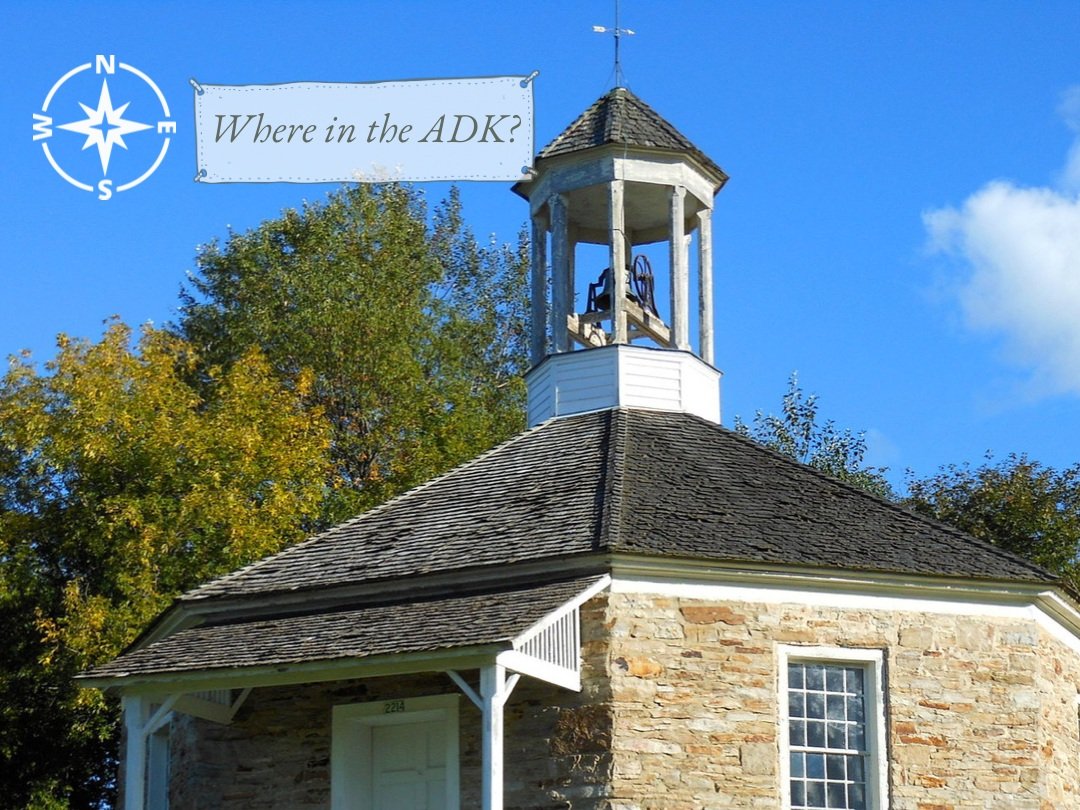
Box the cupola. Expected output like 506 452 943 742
514 87 728 426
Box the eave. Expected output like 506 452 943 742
78 643 509 694
608 552 1080 657
80 551 1080 694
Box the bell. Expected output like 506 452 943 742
586 254 658 316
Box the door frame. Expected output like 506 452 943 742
331 694 460 810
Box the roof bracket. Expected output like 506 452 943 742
447 670 482 710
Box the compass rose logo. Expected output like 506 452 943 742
32 54 175 200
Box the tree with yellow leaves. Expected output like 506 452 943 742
0 322 331 808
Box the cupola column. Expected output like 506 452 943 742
609 179 628 344
529 211 548 365
697 207 714 365
669 185 690 350
565 226 577 336
549 194 571 353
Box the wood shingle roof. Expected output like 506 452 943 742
536 87 728 184
84 408 1058 683
84 576 602 680
182 408 1055 605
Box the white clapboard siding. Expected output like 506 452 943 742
526 345 720 426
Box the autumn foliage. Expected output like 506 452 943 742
0 323 331 807
0 184 529 807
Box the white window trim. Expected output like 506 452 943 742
778 645 889 810
331 694 460 810
146 720 170 810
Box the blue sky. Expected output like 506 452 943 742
5 1 1080 490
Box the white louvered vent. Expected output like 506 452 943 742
500 575 610 692
514 606 580 675
193 689 233 706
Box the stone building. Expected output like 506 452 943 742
82 88 1080 810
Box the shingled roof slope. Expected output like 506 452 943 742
184 414 615 601
537 87 728 184
615 411 1053 581
83 577 601 680
183 409 1054 604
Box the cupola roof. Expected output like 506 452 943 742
537 86 728 186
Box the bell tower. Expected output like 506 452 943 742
514 87 729 426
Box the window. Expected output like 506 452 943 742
779 647 887 810
331 695 459 810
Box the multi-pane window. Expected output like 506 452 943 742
780 647 886 810
787 662 867 809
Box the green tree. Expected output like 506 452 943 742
906 455 1080 590
0 322 331 808
737 377 1080 588
734 372 894 499
177 184 529 520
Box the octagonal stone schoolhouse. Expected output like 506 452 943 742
82 87 1080 810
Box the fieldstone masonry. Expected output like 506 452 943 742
603 591 1080 810
163 591 1080 809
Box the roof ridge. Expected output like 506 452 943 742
679 411 1058 584
605 90 623 142
180 419 556 601
598 408 630 550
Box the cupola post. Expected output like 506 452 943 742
669 184 689 350
529 211 548 366
697 207 714 365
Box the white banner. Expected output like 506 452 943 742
192 75 535 183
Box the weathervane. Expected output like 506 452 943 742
592 0 635 87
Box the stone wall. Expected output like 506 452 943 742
1035 627 1080 809
603 590 1080 810
162 590 1080 810
500 597 614 809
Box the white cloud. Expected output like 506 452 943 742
924 87 1080 396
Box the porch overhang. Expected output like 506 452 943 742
79 575 608 690
83 575 610 810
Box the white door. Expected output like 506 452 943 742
332 695 459 810
371 718 447 810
